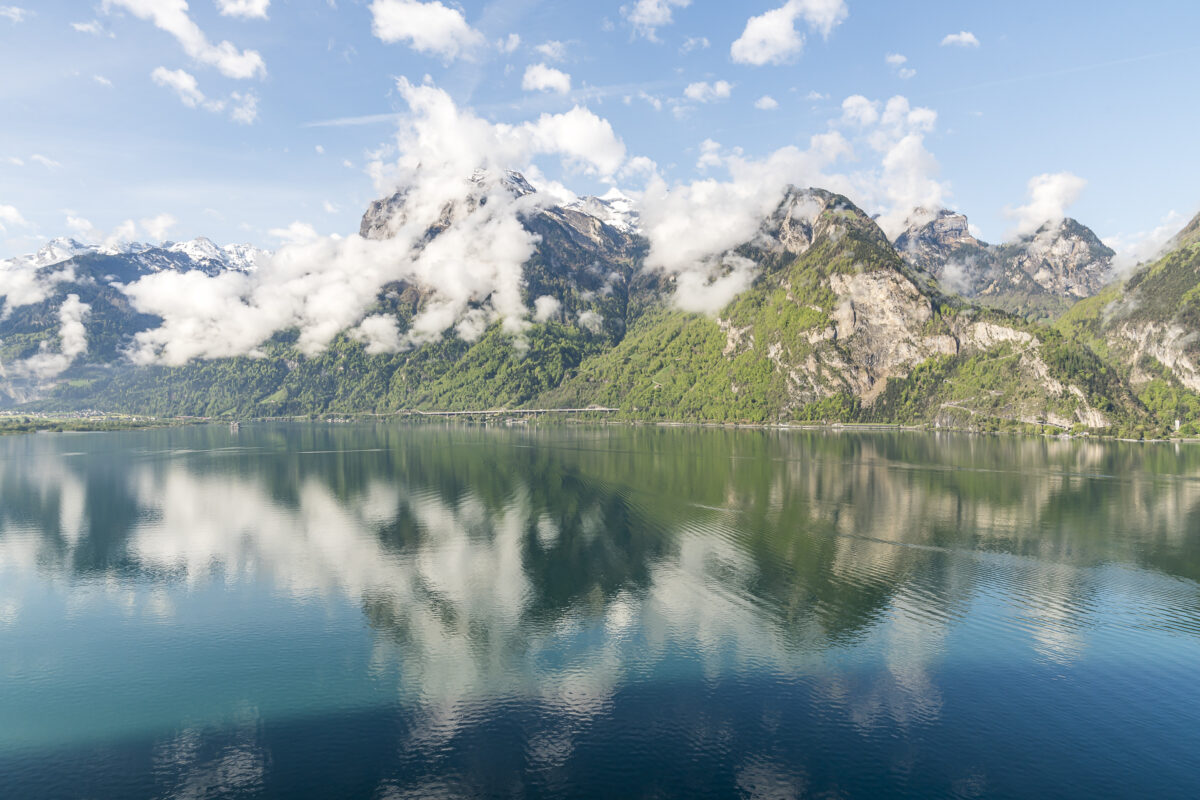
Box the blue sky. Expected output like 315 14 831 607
1 0 1199 260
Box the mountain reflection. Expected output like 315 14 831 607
3 425 1200 706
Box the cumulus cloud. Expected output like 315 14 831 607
141 212 178 240
103 0 267 79
840 94 879 126
680 36 709 53
522 63 572 94
117 78 629 365
268 221 320 245
0 204 28 233
152 67 259 123
621 0 690 41
842 95 944 237
61 213 176 250
10 294 91 381
941 31 980 48
886 52 916 79
1005 172 1086 237
754 95 779 110
0 6 28 23
683 80 732 103
152 66 223 110
216 0 270 19
230 91 259 124
731 0 848 66
535 40 566 60
638 133 854 313
369 0 484 62
497 33 520 53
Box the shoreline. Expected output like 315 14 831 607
3 411 1196 444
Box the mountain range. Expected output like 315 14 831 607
2 175 1198 438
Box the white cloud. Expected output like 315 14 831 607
696 138 723 170
680 36 709 53
152 67 224 111
498 33 520 54
886 54 915 79
103 0 267 79
71 20 107 35
1104 210 1187 272
153 68 258 124
93 74 114 87
118 78 629 365
754 95 779 110
941 31 980 48
621 0 690 41
0 204 29 232
731 0 848 66
639 133 854 312
30 154 62 169
683 80 732 103
230 91 259 124
840 94 879 126
268 221 320 245
1005 172 1086 237
315 145 325 155
535 40 566 60
369 0 484 62
11 295 91 381
323 200 339 214
215 0 270 20
532 295 561 322
805 90 828 101
0 6 28 23
5 156 24 166
140 212 177 240
522 63 572 94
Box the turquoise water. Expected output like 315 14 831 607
1 424 1199 798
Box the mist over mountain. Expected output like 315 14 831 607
3 165 1197 439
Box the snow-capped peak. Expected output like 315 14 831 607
566 189 641 234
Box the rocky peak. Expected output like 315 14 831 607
893 208 982 260
1004 217 1114 298
762 188 889 257
360 169 540 241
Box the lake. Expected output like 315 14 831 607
1 424 1198 798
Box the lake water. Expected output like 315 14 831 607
1 424 1199 799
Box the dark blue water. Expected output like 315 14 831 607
1 425 1198 798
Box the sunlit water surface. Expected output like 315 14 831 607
2 424 1199 798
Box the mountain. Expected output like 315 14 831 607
1056 219 1200 425
892 209 1116 320
2 178 1193 437
0 237 267 404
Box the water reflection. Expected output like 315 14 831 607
1 426 1200 797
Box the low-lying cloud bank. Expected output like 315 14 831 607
3 81 1060 370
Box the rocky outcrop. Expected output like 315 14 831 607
892 209 1116 314
999 218 1115 299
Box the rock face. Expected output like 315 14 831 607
999 218 1115 299
1081 233 1200 394
892 209 1115 317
